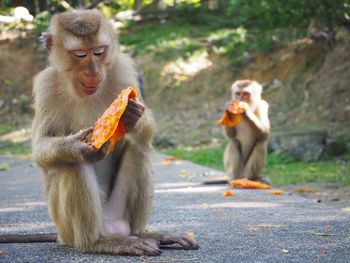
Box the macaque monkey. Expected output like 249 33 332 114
29 10 198 255
223 80 270 182
307 17 334 47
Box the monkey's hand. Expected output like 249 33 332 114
121 98 145 132
68 127 108 163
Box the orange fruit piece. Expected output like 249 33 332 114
218 100 247 127
231 178 272 189
91 87 137 153
224 190 234 196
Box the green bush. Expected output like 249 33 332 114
33 11 52 35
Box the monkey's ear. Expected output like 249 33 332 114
39 32 53 51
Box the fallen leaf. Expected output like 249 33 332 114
312 232 334 237
245 224 284 232
320 250 328 255
91 87 137 154
267 189 284 195
293 188 317 193
327 242 336 247
231 179 272 189
324 225 333 229
0 163 10 171
282 249 289 254
180 170 189 177
234 245 245 251
164 156 180 162
224 190 234 197
0 249 6 255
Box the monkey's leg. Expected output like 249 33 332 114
224 139 243 179
48 164 160 255
242 142 267 181
102 142 153 238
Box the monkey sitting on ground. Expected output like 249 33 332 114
223 80 270 182
29 10 198 256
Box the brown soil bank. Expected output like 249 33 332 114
142 28 350 146
0 29 349 146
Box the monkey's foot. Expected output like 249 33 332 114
158 233 199 250
122 237 162 256
103 220 130 237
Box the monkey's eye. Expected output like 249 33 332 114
94 47 106 56
73 50 88 58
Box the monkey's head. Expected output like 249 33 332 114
47 10 117 97
231 80 262 110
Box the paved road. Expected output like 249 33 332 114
0 154 349 263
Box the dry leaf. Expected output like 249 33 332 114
91 87 137 154
320 250 328 255
224 190 234 196
231 179 272 189
164 156 180 161
327 242 336 247
324 225 333 229
293 188 317 193
0 163 10 172
234 245 245 251
267 189 284 195
312 232 334 237
0 249 6 255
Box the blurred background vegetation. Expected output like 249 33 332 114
0 0 349 190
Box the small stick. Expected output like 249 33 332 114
0 233 57 243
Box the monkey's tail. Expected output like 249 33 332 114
0 233 57 243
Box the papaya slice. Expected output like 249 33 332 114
231 178 272 189
91 87 137 153
218 100 247 127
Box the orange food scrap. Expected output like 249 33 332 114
224 190 234 196
218 100 247 127
231 179 272 189
185 232 195 239
91 87 137 153
267 189 284 195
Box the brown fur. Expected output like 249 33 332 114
32 10 198 256
224 80 270 181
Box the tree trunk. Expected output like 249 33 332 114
38 0 48 12
133 0 143 11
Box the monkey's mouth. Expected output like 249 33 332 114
80 82 99 95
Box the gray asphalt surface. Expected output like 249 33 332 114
0 153 350 263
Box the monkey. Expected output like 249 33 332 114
223 80 270 182
307 17 334 48
26 10 198 256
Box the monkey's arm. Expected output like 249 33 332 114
127 108 156 148
32 122 104 167
223 126 237 139
244 100 270 141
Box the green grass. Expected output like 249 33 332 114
162 145 350 186
0 140 31 156
0 122 31 156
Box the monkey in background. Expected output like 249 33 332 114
223 80 270 182
30 10 198 255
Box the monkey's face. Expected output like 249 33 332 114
234 90 251 103
68 45 108 96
